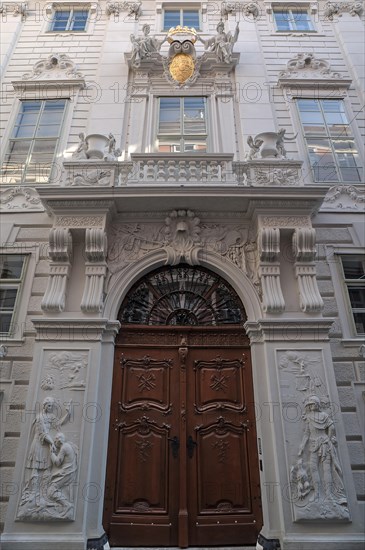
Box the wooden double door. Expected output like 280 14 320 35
103 326 262 547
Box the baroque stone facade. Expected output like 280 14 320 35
0 1 364 550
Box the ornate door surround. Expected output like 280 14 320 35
103 266 262 547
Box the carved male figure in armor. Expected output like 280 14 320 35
298 395 347 505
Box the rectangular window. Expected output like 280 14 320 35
163 8 200 30
1 99 67 185
341 256 365 335
0 255 26 336
297 99 362 182
273 7 314 31
50 9 88 31
158 97 207 153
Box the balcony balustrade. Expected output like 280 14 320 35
62 153 303 187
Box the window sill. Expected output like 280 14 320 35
341 338 365 348
0 338 25 345
271 31 323 36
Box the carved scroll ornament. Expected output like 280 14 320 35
21 53 83 81
41 228 72 313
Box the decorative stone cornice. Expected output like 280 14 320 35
0 186 44 212
32 318 120 342
278 53 351 90
244 319 334 342
324 1 363 20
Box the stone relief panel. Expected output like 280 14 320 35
107 213 259 292
277 350 349 521
16 350 88 521
0 186 44 212
320 185 365 211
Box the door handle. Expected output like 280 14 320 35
168 436 180 458
187 435 197 458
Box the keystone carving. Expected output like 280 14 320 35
21 53 83 81
41 228 72 312
293 228 323 312
164 210 202 266
81 229 108 313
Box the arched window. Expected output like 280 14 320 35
118 265 247 326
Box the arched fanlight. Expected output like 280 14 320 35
118 265 246 326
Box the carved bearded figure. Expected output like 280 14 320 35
18 397 72 520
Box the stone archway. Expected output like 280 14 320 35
103 264 263 548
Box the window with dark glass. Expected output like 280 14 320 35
341 256 365 335
118 266 246 326
50 9 88 31
273 7 314 31
1 100 66 184
158 97 207 153
297 99 362 182
163 8 200 30
0 255 26 336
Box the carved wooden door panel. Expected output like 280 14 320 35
185 339 262 546
103 327 262 547
103 339 181 547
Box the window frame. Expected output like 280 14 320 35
49 7 89 32
1 99 68 186
156 96 209 153
295 98 362 183
273 6 315 32
0 254 28 338
340 255 365 336
162 6 201 31
264 1 321 34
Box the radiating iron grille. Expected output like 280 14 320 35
119 265 246 326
